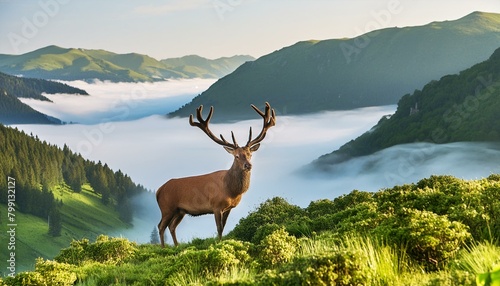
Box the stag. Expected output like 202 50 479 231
156 102 276 247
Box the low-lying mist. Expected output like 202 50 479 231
19 79 216 124
16 104 500 244
15 104 393 243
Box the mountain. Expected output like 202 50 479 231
311 45 500 169
0 46 254 82
0 124 149 271
0 71 88 124
170 11 500 121
0 89 59 124
161 54 255 78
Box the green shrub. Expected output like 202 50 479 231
252 223 281 244
4 258 76 286
259 228 298 267
4 272 45 286
55 235 137 265
259 249 372 285
307 191 373 216
375 208 471 270
425 269 476 286
169 239 252 281
229 197 306 242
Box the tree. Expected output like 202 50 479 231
48 207 62 237
150 227 160 244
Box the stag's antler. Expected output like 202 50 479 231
246 102 276 148
189 102 276 149
189 105 239 149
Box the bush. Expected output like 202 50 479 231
258 228 298 267
4 258 76 286
258 249 372 285
229 197 305 242
170 240 252 280
55 235 137 265
374 208 471 270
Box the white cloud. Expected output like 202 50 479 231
19 79 216 124
7 105 415 243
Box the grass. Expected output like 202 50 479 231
0 184 129 274
453 240 500 274
2 231 500 285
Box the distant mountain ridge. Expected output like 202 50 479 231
0 71 88 124
170 11 500 121
0 46 254 82
311 45 500 169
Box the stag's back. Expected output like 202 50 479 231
156 170 228 215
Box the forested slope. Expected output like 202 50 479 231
0 71 88 124
0 124 148 221
313 46 500 167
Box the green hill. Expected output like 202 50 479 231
0 89 58 125
0 124 149 273
3 174 500 285
0 185 131 273
312 45 500 168
161 54 256 78
0 46 254 82
170 11 500 121
0 71 88 124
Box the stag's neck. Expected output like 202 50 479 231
224 166 251 197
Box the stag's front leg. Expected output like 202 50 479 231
214 210 224 241
221 209 231 230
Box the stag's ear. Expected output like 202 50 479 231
250 143 260 152
223 146 235 154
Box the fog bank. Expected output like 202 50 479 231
15 106 392 242
14 105 500 244
19 79 216 124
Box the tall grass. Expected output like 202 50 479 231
341 235 426 286
297 233 431 285
453 240 500 274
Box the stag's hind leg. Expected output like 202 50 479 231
168 211 186 246
158 212 175 248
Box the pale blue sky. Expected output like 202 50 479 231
1 0 499 59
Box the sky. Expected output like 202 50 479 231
1 0 499 59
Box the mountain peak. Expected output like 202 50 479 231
456 11 500 32
27 45 69 56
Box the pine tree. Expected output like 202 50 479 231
150 227 160 244
48 207 62 237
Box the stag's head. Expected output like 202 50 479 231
189 102 276 172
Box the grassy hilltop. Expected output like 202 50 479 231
2 174 500 285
